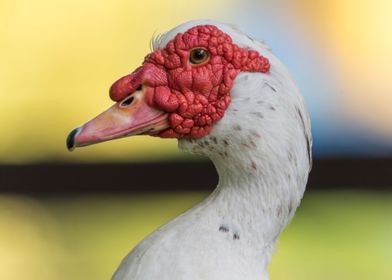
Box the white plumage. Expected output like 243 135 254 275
111 20 312 280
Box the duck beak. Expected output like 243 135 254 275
66 89 169 151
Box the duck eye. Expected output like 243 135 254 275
189 48 209 65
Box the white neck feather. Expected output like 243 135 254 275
206 145 306 269
176 67 311 278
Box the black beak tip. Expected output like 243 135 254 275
66 128 79 151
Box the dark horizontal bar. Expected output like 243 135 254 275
0 161 217 193
307 158 392 190
0 159 391 193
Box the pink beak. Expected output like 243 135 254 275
66 87 169 151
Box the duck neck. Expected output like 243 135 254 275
206 152 306 267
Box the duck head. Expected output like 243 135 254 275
66 23 270 151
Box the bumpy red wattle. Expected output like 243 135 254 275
110 25 270 138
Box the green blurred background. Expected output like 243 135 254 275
1 192 391 280
1 0 391 279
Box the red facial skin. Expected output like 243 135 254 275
109 25 270 138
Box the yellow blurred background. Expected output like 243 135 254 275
293 0 392 139
1 0 392 280
0 0 228 163
1 0 392 163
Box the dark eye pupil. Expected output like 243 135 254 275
190 48 209 64
194 49 205 59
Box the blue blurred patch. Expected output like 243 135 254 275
226 1 392 157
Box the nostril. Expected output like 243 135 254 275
120 96 135 107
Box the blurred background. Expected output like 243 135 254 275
0 0 391 279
